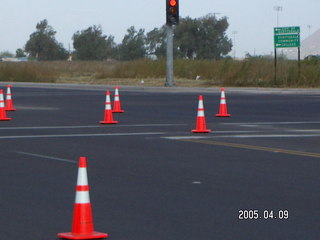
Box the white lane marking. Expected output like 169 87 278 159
192 181 202 184
290 129 320 132
165 133 320 140
218 134 320 138
0 132 166 139
15 106 59 110
211 130 260 133
0 124 185 130
163 131 264 140
15 151 77 163
164 136 210 140
223 121 320 125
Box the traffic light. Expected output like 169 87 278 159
166 0 179 26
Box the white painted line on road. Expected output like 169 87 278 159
16 106 59 110
163 131 263 140
192 181 202 184
211 130 260 133
164 133 320 140
222 121 320 125
0 132 166 139
290 129 320 132
120 124 187 127
0 125 99 130
216 133 320 138
164 136 210 140
15 151 77 163
0 124 185 130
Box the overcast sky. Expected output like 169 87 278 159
1 0 319 58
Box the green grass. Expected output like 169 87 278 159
1 59 319 87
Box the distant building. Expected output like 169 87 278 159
283 28 320 60
0 57 28 62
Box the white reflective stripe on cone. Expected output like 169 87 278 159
77 168 88 186
105 102 112 110
75 191 90 204
0 93 4 107
197 109 205 117
220 99 226 104
198 100 204 109
105 94 112 110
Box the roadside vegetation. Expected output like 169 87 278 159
0 58 319 87
0 15 319 88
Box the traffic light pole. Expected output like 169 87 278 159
165 25 174 87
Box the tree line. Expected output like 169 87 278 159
15 14 233 61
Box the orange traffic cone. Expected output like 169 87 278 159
58 157 108 240
192 95 211 133
0 89 11 121
5 85 16 111
100 91 118 124
112 86 124 113
216 88 231 117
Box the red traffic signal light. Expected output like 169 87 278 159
166 0 179 25
169 0 177 7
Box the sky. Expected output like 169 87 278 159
1 0 320 58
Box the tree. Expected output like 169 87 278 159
174 17 200 59
0 51 14 58
16 48 26 57
25 19 68 60
197 15 232 59
73 25 115 60
118 26 146 61
146 26 166 58
144 14 232 60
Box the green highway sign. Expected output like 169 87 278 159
274 26 300 35
274 26 300 48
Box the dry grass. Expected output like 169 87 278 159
1 59 319 87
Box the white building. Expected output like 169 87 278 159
283 28 320 60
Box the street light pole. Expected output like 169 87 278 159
273 6 282 27
273 6 282 84
307 25 312 37
232 31 237 59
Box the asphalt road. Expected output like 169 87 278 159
0 83 320 240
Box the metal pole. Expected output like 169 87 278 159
165 25 174 87
298 47 301 79
274 48 277 84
